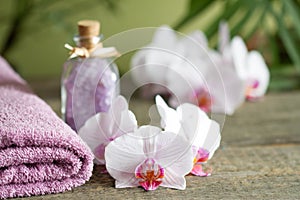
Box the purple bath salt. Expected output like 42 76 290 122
62 57 119 131
61 20 120 132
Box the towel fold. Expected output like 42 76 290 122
0 56 94 199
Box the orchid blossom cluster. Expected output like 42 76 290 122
79 95 221 191
131 22 270 115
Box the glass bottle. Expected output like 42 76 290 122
61 20 119 131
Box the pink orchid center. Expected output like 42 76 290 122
246 79 260 100
191 148 211 177
194 148 210 163
135 158 164 191
192 88 212 113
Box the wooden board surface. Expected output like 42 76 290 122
18 79 300 200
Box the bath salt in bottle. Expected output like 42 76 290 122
61 20 120 131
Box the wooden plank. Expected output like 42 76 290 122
222 92 300 146
17 145 300 199
24 78 300 199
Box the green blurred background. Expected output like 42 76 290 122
1 0 299 91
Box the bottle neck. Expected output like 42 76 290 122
73 35 101 50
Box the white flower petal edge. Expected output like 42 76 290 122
218 21 230 54
229 34 270 100
78 95 138 164
155 95 180 133
130 25 180 94
151 25 178 49
212 67 246 115
231 36 248 80
155 95 221 159
177 30 208 59
78 113 104 164
105 125 194 190
246 51 270 99
141 25 178 84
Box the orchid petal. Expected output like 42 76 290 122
79 95 137 164
110 96 138 138
167 59 207 95
177 30 208 58
105 132 145 175
155 131 194 176
165 56 212 110
78 113 108 164
131 25 179 88
105 125 194 190
137 126 161 158
176 103 221 159
144 26 184 84
134 126 194 175
78 113 103 151
191 163 211 177
246 51 270 99
151 25 178 50
156 96 221 158
218 22 233 65
153 131 193 190
110 96 129 133
191 87 213 112
191 148 213 177
155 95 180 133
194 148 210 163
221 74 246 115
218 21 230 54
105 125 161 176
202 121 221 159
109 168 140 188
176 104 214 150
231 36 248 80
188 30 208 48
205 63 246 115
160 168 186 190
94 143 106 164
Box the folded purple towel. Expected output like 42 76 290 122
0 56 94 199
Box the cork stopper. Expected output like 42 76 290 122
78 20 100 37
76 20 100 49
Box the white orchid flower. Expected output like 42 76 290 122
166 45 245 115
231 37 270 100
155 96 221 176
153 23 245 115
130 25 209 100
78 95 137 165
163 30 214 113
206 50 247 115
219 21 270 100
130 25 179 99
105 125 194 190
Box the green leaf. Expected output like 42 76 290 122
283 0 300 38
205 0 242 39
230 2 258 36
173 0 214 30
244 2 268 40
269 33 280 65
268 2 300 72
189 0 212 14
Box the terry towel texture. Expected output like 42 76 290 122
0 57 94 199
